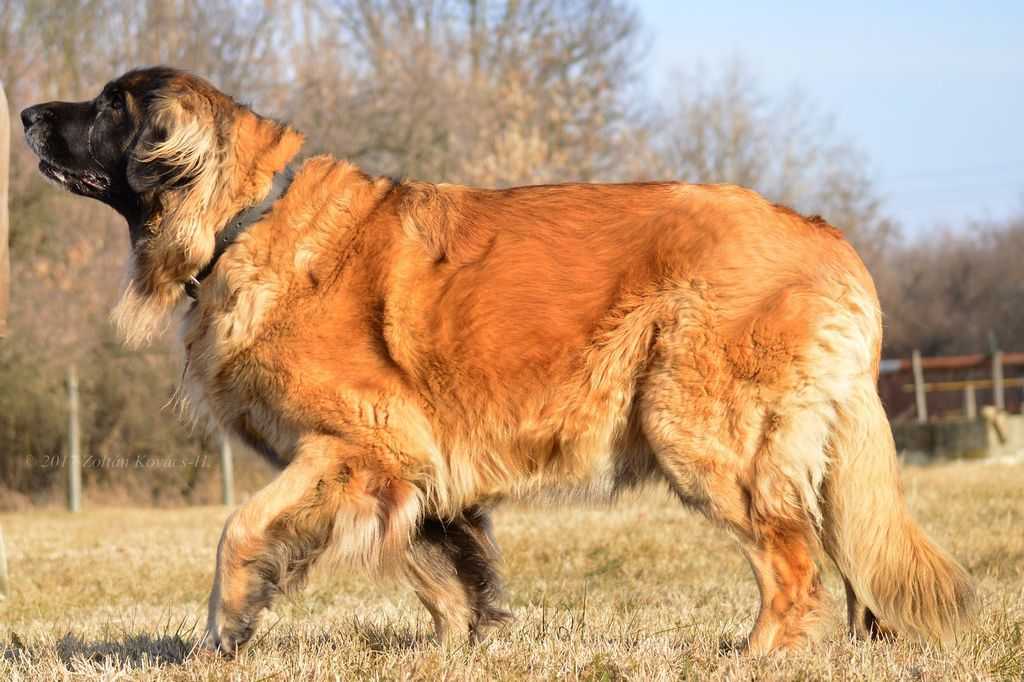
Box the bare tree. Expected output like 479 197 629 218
880 214 1024 356
287 0 646 185
658 61 897 266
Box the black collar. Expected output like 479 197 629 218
184 160 299 299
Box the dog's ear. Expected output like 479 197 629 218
126 116 173 193
127 95 216 194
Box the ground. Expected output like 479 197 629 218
0 458 1021 681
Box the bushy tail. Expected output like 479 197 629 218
822 380 975 640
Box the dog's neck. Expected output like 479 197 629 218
220 109 305 223
185 159 299 299
182 109 304 298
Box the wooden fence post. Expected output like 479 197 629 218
912 350 927 423
0 85 10 594
220 431 235 506
963 383 977 419
67 365 82 512
0 526 8 599
992 351 1005 411
1 81 10 337
0 84 10 590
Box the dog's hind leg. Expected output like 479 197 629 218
404 505 512 642
840 577 895 640
204 434 422 656
736 522 828 654
646 412 830 654
641 358 831 654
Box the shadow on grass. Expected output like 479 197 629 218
1 617 432 672
351 618 433 654
1 628 201 672
54 631 197 669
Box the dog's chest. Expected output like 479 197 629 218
181 282 401 463
181 300 308 464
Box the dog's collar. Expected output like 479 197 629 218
185 160 300 300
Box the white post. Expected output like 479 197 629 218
220 432 235 506
992 351 1005 411
0 526 8 599
912 350 927 423
963 383 977 419
67 365 82 512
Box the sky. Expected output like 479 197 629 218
639 1 1024 236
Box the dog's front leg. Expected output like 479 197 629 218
204 433 422 656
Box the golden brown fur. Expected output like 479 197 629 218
79 70 975 655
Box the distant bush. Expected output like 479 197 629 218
0 334 275 509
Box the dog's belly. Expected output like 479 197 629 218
189 370 303 468
191 334 648 509
227 407 291 468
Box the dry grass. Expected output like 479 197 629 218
0 458 1021 681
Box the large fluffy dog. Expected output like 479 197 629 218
22 67 973 655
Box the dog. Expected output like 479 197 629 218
22 67 973 656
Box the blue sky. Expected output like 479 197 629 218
639 1 1024 235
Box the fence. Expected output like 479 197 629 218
879 351 1024 422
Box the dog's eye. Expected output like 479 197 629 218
109 93 125 112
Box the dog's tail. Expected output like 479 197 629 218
822 378 974 640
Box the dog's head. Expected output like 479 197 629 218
22 67 232 239
22 67 301 346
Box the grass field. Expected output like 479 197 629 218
0 457 1021 681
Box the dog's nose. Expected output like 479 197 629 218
21 105 52 129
